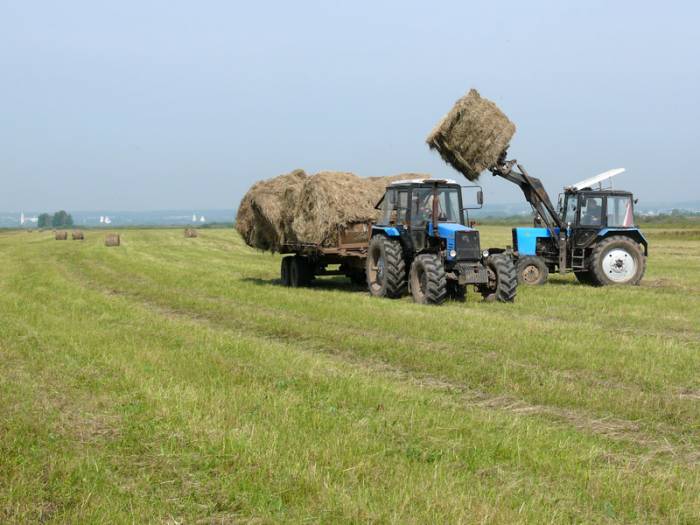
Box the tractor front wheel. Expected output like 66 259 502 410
409 254 447 305
589 236 646 286
367 236 406 298
516 256 549 285
478 254 517 302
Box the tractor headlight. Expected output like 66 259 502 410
482 249 490 258
449 249 457 258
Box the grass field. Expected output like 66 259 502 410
1 226 699 523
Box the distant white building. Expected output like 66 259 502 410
200 216 206 222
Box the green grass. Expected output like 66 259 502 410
1 227 699 523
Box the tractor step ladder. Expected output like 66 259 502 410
572 248 586 270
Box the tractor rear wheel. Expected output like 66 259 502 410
589 236 646 286
290 256 313 287
516 256 549 285
281 256 293 286
367 236 406 298
478 254 517 302
409 254 447 305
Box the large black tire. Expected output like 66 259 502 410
409 254 447 305
281 256 293 286
366 236 406 298
589 236 646 286
516 256 549 285
290 256 313 287
478 254 517 303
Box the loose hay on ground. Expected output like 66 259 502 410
427 89 515 181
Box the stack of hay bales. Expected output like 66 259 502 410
105 234 120 247
236 170 427 251
55 231 68 240
72 231 84 240
426 89 515 181
184 228 198 238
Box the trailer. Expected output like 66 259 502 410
279 222 371 287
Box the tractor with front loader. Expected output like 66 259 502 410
490 159 647 286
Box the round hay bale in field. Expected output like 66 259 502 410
105 233 120 247
236 170 429 250
72 230 85 240
427 89 515 181
184 228 198 238
55 231 68 240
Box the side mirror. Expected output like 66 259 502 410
477 190 484 205
634 198 638 204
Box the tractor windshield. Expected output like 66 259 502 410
411 188 462 225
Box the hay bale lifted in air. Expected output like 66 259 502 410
236 170 427 250
426 89 515 181
184 228 198 238
105 234 120 247
55 231 68 240
72 230 85 240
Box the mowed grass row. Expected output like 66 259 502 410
0 227 698 523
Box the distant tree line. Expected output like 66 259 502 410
38 211 74 228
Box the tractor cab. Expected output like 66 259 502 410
374 179 484 265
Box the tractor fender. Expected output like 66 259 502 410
371 225 401 238
596 228 648 255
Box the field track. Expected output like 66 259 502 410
1 227 699 523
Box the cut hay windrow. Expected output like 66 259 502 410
236 170 428 251
427 89 515 181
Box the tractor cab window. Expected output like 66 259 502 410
411 188 461 226
378 189 408 226
607 195 634 227
563 195 577 224
579 196 603 227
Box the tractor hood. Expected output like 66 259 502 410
427 222 472 237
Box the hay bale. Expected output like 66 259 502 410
55 231 68 240
426 89 515 181
105 234 120 247
235 169 308 251
236 170 428 250
184 228 198 238
72 230 84 240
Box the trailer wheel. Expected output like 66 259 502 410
281 256 293 286
367 236 406 298
589 236 646 286
516 256 549 285
478 254 517 302
290 256 313 287
409 254 447 305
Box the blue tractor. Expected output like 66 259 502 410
491 161 647 286
366 178 517 304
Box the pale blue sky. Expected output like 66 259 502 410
1 1 698 211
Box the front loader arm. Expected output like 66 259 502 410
490 161 563 231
